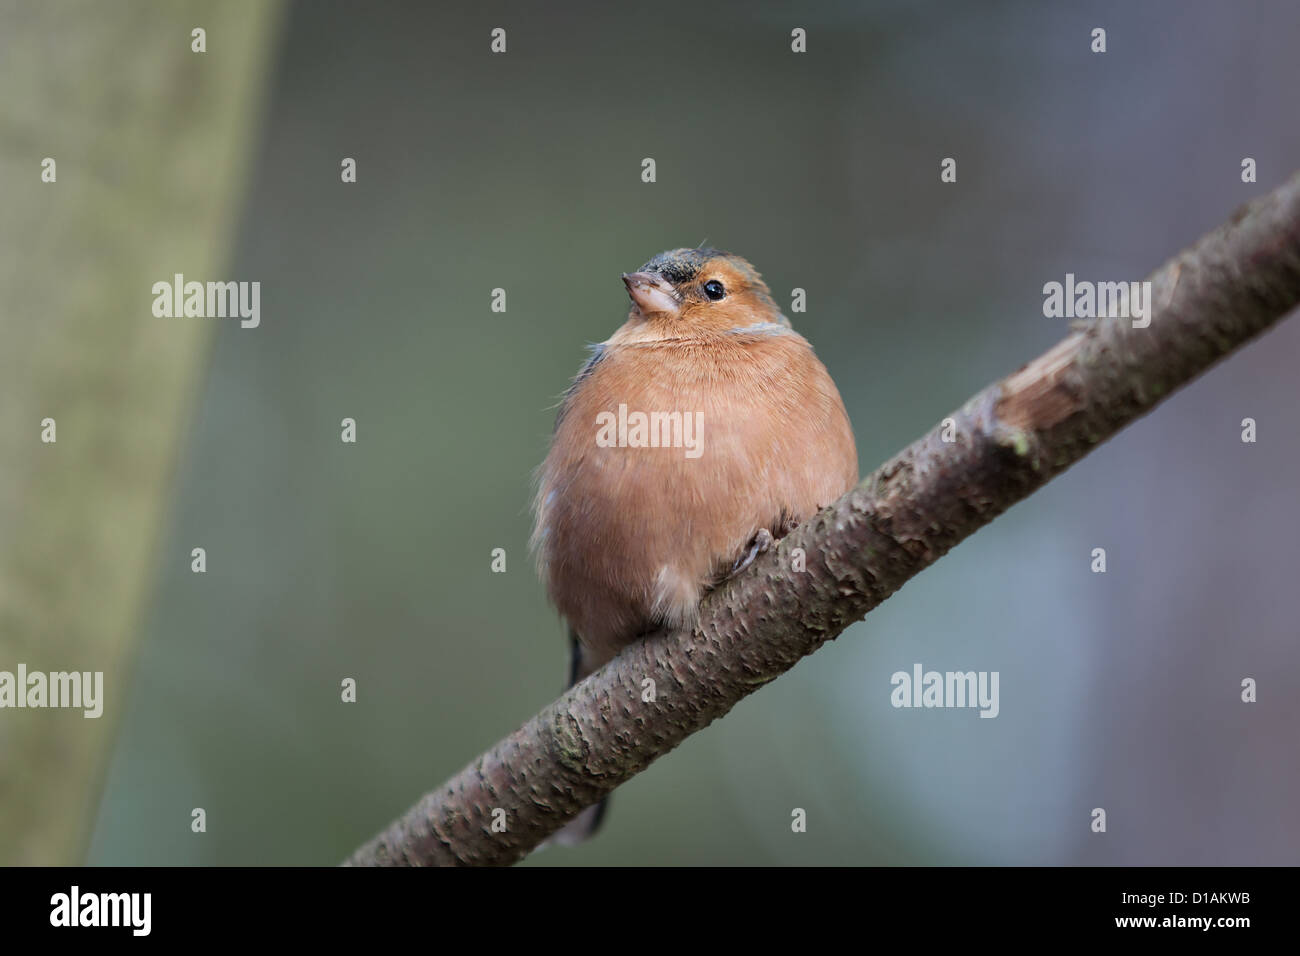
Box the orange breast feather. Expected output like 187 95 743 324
534 328 857 671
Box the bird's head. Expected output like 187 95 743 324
620 248 789 335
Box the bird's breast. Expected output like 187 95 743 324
535 332 857 664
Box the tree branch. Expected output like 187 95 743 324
347 172 1300 866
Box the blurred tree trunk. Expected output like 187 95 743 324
0 0 283 864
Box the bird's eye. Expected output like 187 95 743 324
703 279 726 301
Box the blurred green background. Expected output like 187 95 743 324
3 0 1298 865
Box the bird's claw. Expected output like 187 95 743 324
730 528 774 577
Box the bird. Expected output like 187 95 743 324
531 247 858 843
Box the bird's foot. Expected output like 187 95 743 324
729 528 774 578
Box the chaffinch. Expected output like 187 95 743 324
532 247 858 842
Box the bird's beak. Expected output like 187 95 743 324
622 271 680 317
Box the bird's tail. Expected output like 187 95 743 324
545 633 610 846
549 796 609 846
